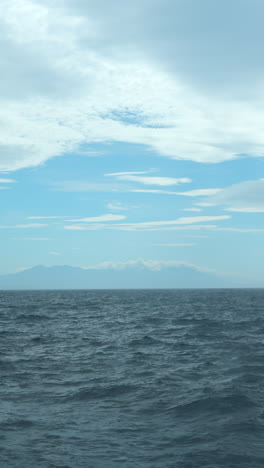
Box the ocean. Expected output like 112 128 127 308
1 289 264 467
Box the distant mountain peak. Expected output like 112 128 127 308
0 263 244 290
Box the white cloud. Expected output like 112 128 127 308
64 223 218 232
52 183 219 196
49 251 61 256
128 189 177 195
0 178 15 183
201 179 264 213
27 216 69 219
64 215 230 231
64 223 264 233
106 171 154 176
177 189 222 197
13 237 51 240
130 188 221 196
81 258 213 272
106 172 191 186
67 213 126 222
225 208 264 213
196 202 215 207
154 243 196 247
120 215 230 227
116 175 191 186
183 207 202 212
106 202 128 211
2 1 264 171
0 224 47 229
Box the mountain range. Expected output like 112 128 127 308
0 264 247 290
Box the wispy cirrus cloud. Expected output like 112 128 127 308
12 237 51 240
105 171 191 186
154 243 197 247
0 178 16 183
67 214 126 223
183 207 202 212
0 178 16 190
106 171 154 176
106 202 128 211
64 215 230 231
65 224 264 233
0 224 47 229
27 216 69 219
118 215 230 227
53 181 216 195
130 188 221 196
65 224 218 232
176 189 222 197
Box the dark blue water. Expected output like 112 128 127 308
1 289 264 467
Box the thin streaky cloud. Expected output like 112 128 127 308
117 215 231 227
225 207 264 213
0 224 47 229
154 243 197 246
129 189 177 194
106 202 128 211
67 215 230 230
105 171 155 176
64 224 218 232
12 237 51 241
67 214 126 223
130 188 221 196
106 173 191 186
183 208 202 212
28 216 71 220
63 215 230 231
64 224 264 234
176 189 222 197
0 178 16 183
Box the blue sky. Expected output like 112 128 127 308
1 0 264 285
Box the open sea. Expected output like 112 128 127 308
1 289 264 468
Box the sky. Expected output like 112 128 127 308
1 0 264 285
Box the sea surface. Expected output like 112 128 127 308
1 289 264 468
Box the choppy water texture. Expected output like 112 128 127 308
1 289 264 467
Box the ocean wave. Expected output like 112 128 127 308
60 384 137 402
165 393 259 417
1 289 264 467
